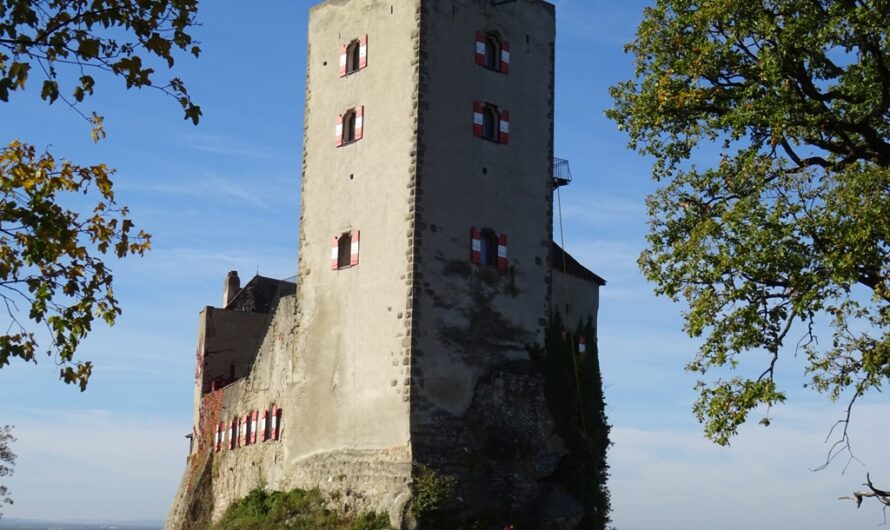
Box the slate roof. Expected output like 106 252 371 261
552 242 606 286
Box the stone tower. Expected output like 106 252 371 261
165 1 604 528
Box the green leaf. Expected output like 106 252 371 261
40 80 59 104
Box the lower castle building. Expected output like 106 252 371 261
164 0 606 528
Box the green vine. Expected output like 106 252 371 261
530 313 612 529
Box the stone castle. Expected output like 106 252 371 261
164 0 606 528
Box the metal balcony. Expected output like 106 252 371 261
553 157 573 188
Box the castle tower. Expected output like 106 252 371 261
297 0 562 518
166 1 605 528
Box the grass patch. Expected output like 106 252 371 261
212 486 392 530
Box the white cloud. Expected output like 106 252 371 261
556 191 646 227
125 246 296 280
124 170 295 209
183 132 289 160
609 402 890 530
1 408 189 522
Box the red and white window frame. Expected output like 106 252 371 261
339 34 369 77
475 31 510 74
473 101 509 144
335 106 364 147
331 230 360 270
470 227 508 270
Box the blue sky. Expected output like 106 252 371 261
1 1 888 529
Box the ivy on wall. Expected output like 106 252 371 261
532 313 612 530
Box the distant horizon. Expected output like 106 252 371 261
0 516 162 530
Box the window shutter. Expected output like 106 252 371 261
213 423 221 452
475 31 485 64
331 236 339 270
259 410 268 442
355 106 364 141
335 114 344 147
273 406 282 441
359 34 368 69
501 40 510 74
499 110 510 144
339 44 348 77
350 230 360 266
250 410 259 444
230 418 237 449
578 336 587 353
242 414 250 446
222 421 229 451
473 101 483 137
497 233 508 270
471 227 481 264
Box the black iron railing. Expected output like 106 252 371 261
553 158 573 188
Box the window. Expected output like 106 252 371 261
336 106 364 147
331 230 360 269
483 106 498 142
343 109 356 143
473 102 509 144
339 35 368 77
479 229 498 266
274 407 283 440
475 32 510 74
346 40 361 74
338 232 352 267
471 227 508 270
484 35 500 70
260 410 268 442
243 413 252 446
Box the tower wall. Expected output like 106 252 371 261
294 0 421 457
409 0 568 522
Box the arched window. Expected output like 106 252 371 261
346 40 361 74
484 35 501 70
471 227 508 270
332 230 360 270
482 106 499 142
473 101 508 144
343 109 356 144
336 107 364 147
339 35 368 77
475 32 510 74
337 232 352 268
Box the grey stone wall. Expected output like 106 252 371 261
408 0 573 525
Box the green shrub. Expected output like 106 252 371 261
411 464 456 526
212 486 392 530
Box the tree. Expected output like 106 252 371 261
0 425 14 519
0 0 201 389
608 0 888 504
